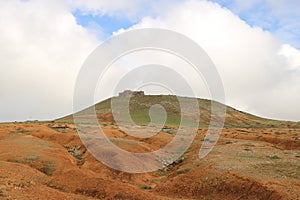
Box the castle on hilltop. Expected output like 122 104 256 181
118 90 145 97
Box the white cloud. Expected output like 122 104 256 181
0 0 299 122
217 0 300 49
116 0 300 120
279 44 300 70
67 0 184 21
0 0 98 121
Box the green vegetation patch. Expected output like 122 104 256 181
257 162 300 179
38 161 56 175
175 168 190 175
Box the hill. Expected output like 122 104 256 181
0 94 299 199
57 94 299 128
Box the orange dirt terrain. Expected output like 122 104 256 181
0 95 299 199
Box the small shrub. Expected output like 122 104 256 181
152 179 159 184
140 185 152 190
39 166 55 175
39 161 56 175
267 155 281 159
175 168 190 175
8 158 20 163
25 155 39 161
244 148 252 151
156 169 167 176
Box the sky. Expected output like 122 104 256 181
0 0 299 122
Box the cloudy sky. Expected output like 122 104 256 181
0 0 299 122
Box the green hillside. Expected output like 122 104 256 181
56 94 299 128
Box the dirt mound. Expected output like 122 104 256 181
155 169 283 200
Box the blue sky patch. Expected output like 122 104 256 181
73 10 135 39
209 0 278 32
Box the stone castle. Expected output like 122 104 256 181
118 90 145 97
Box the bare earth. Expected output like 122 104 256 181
0 121 299 199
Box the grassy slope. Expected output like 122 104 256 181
56 95 300 128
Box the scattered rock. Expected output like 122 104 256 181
158 156 185 172
65 145 85 166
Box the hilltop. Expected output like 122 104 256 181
58 93 299 128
